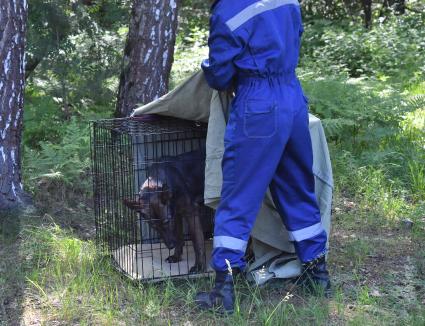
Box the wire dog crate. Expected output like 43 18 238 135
91 116 214 281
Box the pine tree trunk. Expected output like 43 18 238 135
362 0 372 28
0 0 31 210
115 0 180 118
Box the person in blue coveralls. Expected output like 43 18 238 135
195 0 331 314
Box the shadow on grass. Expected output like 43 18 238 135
0 209 25 326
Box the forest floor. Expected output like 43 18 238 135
1 191 425 325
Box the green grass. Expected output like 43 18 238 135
1 197 424 325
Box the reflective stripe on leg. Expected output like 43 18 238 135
213 236 248 252
288 222 324 242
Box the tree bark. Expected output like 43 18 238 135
362 0 372 28
115 0 180 118
396 0 406 14
0 0 31 210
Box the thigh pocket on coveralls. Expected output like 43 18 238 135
243 100 277 138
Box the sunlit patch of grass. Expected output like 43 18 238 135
408 160 425 200
21 224 147 324
401 108 425 200
356 168 404 220
19 221 335 324
332 153 414 233
257 297 329 325
345 239 373 268
5 214 423 325
356 286 377 306
403 108 425 134
408 80 425 96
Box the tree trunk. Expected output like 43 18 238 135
0 0 31 210
362 0 372 28
395 0 405 14
115 0 180 118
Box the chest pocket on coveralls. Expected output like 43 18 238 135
243 100 277 138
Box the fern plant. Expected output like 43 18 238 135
24 117 91 195
301 76 403 147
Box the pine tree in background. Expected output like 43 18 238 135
362 0 372 28
0 0 31 210
115 0 180 118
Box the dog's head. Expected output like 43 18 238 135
137 176 177 249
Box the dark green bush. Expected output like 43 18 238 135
300 13 425 79
24 86 65 149
23 115 93 203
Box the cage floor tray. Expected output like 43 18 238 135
112 240 213 281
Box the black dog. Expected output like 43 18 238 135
124 149 207 273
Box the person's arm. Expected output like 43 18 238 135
202 13 242 91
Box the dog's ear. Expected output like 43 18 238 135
160 183 172 204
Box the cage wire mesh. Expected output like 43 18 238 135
91 117 214 281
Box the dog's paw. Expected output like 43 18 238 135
189 264 206 274
165 255 182 263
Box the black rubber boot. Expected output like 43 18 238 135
300 255 332 297
195 270 236 314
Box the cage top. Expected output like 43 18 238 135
91 116 207 136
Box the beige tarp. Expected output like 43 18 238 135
133 71 333 285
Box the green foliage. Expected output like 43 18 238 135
23 116 92 198
171 43 208 88
24 86 65 149
28 0 130 59
84 0 131 30
33 28 124 111
173 0 210 86
180 0 209 35
298 12 425 206
401 106 425 199
327 95 424 221
27 0 73 61
27 0 129 116
301 75 405 143
301 0 362 20
300 13 425 79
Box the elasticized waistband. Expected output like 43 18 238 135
236 71 297 86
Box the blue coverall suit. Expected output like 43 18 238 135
202 0 328 272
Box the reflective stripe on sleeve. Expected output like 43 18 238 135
288 222 324 242
213 236 248 252
226 0 300 32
